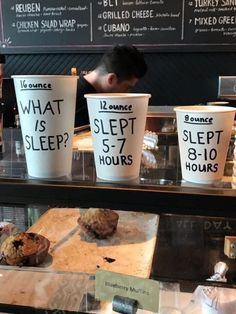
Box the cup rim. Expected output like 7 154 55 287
174 105 236 113
84 93 151 98
206 101 229 106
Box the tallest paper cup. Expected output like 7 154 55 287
12 75 78 178
174 105 236 184
85 93 151 181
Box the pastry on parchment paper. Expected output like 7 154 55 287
0 232 50 266
78 208 119 239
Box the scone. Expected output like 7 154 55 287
1 232 50 266
78 208 119 239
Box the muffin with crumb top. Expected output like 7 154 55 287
1 232 50 266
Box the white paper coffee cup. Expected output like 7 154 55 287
174 105 236 184
85 93 151 181
12 75 78 178
207 101 229 106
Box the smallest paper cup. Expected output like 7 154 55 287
174 105 236 184
85 93 151 181
12 75 78 178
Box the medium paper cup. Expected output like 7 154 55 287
12 75 78 178
174 105 236 184
85 93 151 181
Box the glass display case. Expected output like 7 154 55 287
0 123 236 313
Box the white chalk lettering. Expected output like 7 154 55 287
194 16 217 25
195 0 219 7
218 15 236 24
221 0 236 6
41 19 58 28
58 19 76 28
15 3 40 13
103 0 118 6
102 11 130 19
131 10 154 18
103 23 130 32
16 20 39 29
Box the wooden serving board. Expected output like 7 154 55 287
28 208 159 278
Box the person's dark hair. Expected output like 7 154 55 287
96 45 147 82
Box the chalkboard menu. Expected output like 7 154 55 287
0 0 236 53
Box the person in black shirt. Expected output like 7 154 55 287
75 44 147 127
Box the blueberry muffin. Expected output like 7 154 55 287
1 232 50 266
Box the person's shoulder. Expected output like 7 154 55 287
78 76 96 93
77 76 88 87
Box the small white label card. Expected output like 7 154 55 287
95 269 160 313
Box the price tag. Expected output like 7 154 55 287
95 269 160 313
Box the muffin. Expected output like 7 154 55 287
78 208 119 239
0 232 50 266
0 222 17 246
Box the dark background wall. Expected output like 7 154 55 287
2 51 236 125
4 51 236 104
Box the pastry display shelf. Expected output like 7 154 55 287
0 128 235 216
0 127 236 313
